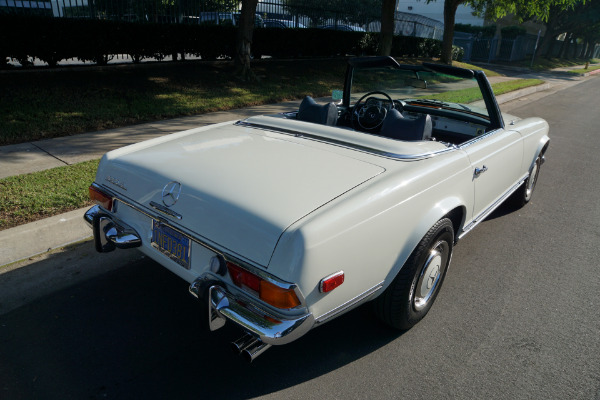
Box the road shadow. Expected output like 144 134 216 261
0 257 402 400
484 198 519 222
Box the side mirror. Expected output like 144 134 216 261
407 78 427 89
331 89 343 103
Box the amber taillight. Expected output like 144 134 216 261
227 262 301 309
89 185 113 211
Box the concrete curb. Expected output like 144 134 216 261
583 69 600 76
494 82 551 104
0 207 92 267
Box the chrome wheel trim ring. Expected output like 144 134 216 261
414 240 449 311
525 158 540 201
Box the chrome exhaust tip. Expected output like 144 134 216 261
231 333 257 354
231 333 272 362
241 341 272 363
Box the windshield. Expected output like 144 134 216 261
350 66 489 118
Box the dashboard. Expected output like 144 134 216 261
361 97 487 138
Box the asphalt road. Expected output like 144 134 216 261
1 76 599 400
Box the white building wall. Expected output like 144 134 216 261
50 0 88 17
396 1 484 26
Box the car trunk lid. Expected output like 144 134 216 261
97 121 384 266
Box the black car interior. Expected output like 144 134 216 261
292 95 488 146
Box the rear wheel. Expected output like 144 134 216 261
374 218 454 330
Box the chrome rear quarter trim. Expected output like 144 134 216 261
315 281 384 324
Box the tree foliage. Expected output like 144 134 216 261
428 0 587 64
540 0 600 58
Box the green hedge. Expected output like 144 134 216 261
0 16 237 66
1 15 445 68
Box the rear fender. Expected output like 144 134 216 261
378 197 465 294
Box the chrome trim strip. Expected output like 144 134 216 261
315 281 384 324
149 201 183 220
235 120 454 161
458 174 528 240
458 128 503 149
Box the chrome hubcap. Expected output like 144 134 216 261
525 159 540 200
414 241 449 311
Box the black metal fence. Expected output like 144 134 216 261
455 32 600 63
456 33 542 63
0 0 444 39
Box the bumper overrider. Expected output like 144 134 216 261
84 204 314 361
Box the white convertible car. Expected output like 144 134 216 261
85 57 549 361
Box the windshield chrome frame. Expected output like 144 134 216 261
343 56 504 131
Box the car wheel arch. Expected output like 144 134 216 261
530 137 550 171
377 198 466 295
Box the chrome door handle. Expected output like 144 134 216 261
474 165 488 177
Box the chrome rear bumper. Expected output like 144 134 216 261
86 205 314 350
84 205 142 252
190 281 314 346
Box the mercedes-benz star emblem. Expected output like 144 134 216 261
162 181 182 207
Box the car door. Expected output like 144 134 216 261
461 128 523 218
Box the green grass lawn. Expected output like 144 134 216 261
0 60 345 146
421 79 545 104
0 160 98 230
512 57 598 71
566 65 600 74
0 58 496 146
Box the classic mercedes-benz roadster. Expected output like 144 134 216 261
85 56 549 361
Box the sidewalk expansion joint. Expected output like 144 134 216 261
30 142 70 166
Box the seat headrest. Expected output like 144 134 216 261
380 109 432 141
297 96 338 126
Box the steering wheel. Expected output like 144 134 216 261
352 91 396 131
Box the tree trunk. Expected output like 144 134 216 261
378 0 397 56
537 9 558 57
441 0 461 65
578 40 587 58
536 28 555 57
586 42 595 59
571 37 578 59
234 0 259 81
558 33 570 59
544 34 558 58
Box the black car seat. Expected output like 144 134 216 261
379 109 432 141
297 96 338 126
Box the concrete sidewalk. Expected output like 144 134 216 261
0 99 311 180
0 65 595 269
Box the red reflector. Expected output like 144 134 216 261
227 262 260 293
89 185 113 211
320 271 344 293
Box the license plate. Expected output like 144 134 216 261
151 220 191 269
